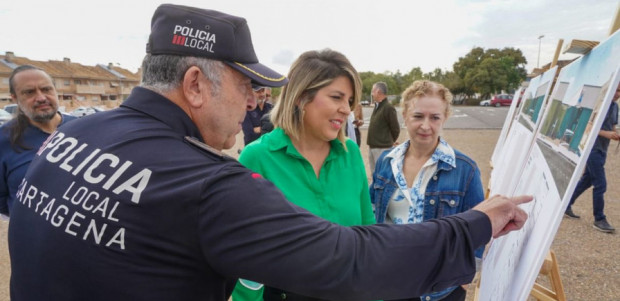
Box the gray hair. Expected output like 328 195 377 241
140 54 225 95
373 82 388 95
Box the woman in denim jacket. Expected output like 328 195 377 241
370 80 484 301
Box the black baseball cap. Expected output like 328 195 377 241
147 4 287 87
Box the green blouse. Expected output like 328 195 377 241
233 128 376 301
239 128 375 226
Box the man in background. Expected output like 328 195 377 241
352 103 363 146
242 85 273 145
264 87 273 105
367 81 400 172
0 65 75 217
565 83 620 233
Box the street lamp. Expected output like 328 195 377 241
537 35 545 68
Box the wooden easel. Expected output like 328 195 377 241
530 250 566 301
472 250 566 300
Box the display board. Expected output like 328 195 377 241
489 67 557 197
490 87 524 166
479 29 620 301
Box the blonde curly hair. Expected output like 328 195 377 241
401 80 453 118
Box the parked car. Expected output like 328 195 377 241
71 106 96 117
0 109 12 125
3 104 17 114
479 99 491 106
360 99 371 106
490 94 514 107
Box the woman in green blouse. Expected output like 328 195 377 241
232 49 375 301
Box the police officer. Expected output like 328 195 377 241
8 4 531 301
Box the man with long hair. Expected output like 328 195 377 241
0 65 75 217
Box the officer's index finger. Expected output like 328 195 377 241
510 195 533 205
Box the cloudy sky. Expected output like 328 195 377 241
1 0 617 76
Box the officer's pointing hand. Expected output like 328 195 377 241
473 195 532 238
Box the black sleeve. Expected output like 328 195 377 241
198 165 491 301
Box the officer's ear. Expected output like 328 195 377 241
182 66 212 108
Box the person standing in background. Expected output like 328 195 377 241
260 88 276 135
0 65 76 217
367 81 400 173
352 102 363 146
242 85 273 145
264 87 273 105
345 111 357 143
564 82 620 233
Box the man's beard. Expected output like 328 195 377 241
26 102 58 123
31 111 57 123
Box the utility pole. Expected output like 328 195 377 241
537 35 545 68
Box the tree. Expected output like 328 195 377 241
465 57 508 99
423 68 445 83
453 47 527 99
442 71 465 99
403 67 424 86
359 71 400 100
271 87 282 98
359 71 380 99
353 46 527 104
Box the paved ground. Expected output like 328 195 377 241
1 124 618 300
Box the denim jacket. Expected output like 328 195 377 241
370 140 485 301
